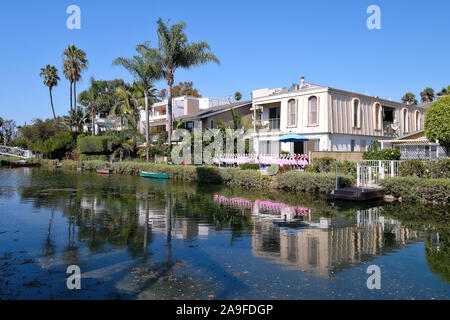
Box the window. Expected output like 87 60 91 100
415 111 420 131
360 140 367 152
308 96 318 125
287 99 297 127
351 139 356 152
402 108 408 133
352 98 361 128
210 119 214 129
374 103 381 130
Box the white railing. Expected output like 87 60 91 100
214 153 310 168
357 160 404 187
0 146 34 159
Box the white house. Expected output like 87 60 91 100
251 77 429 155
139 96 228 135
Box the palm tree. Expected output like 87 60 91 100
78 77 109 136
110 83 144 130
113 46 161 162
420 87 435 103
62 45 88 111
141 18 220 149
234 91 242 101
39 65 60 121
401 92 418 105
437 85 450 97
63 107 90 132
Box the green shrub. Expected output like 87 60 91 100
221 168 271 190
399 159 428 177
9 136 29 149
274 171 354 193
80 154 109 161
241 163 260 170
380 177 450 203
77 136 120 155
363 149 401 160
312 157 335 173
430 159 450 179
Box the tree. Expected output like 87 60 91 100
234 91 242 101
63 107 90 132
424 96 450 153
39 65 60 121
160 81 202 98
401 92 418 105
63 45 88 112
437 85 450 97
0 119 16 145
110 82 151 131
142 18 220 150
113 46 161 162
420 87 435 103
78 77 110 136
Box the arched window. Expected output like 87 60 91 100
287 99 297 127
308 96 318 125
402 108 408 133
352 98 361 128
374 103 382 130
415 111 420 131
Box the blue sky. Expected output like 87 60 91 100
1 0 449 125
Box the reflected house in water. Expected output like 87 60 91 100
137 201 210 241
213 195 311 221
252 207 422 278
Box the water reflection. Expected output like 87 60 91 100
1 168 448 299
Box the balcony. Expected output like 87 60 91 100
268 118 280 131
254 118 280 132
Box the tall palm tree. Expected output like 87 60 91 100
420 87 435 103
39 65 60 121
63 45 88 112
113 46 161 162
78 77 109 136
140 18 220 149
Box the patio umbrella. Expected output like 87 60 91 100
275 133 309 143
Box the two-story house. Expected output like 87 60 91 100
251 77 429 155
139 96 229 135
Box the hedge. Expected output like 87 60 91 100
77 135 120 155
380 177 450 203
274 171 354 193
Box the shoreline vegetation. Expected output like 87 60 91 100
2 155 449 204
29 158 449 204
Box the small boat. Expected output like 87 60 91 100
140 171 169 179
96 168 112 174
10 160 40 168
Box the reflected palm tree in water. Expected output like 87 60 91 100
41 208 56 258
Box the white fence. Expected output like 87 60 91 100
214 153 310 168
357 160 404 187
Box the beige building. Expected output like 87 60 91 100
252 77 429 155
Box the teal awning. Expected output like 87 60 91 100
275 134 309 143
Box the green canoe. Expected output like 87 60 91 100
140 171 170 179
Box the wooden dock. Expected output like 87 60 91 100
327 187 384 201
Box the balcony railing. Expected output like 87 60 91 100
268 118 280 131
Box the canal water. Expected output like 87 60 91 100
0 168 448 299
